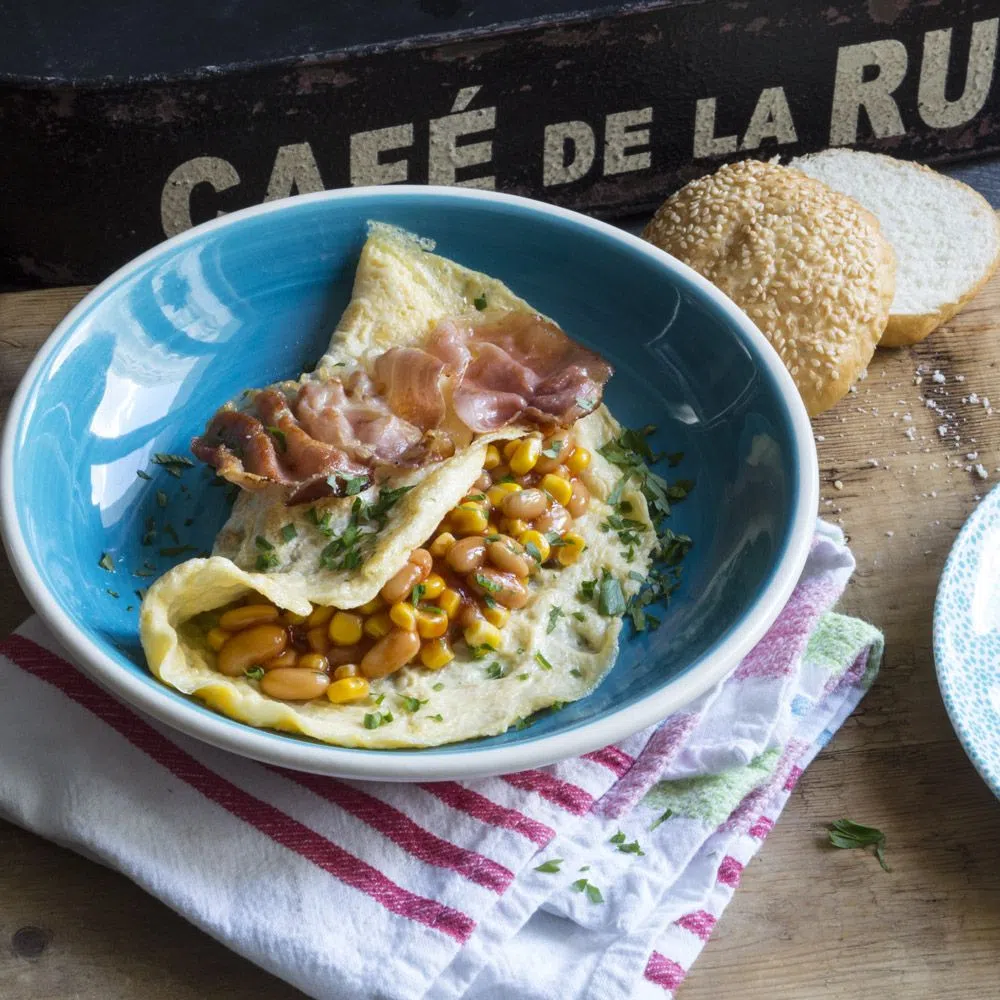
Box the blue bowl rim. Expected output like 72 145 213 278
0 185 819 781
933 482 1000 801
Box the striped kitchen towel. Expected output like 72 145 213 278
0 521 881 999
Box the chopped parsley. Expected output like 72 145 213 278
255 535 274 551
256 551 280 571
280 523 297 543
329 472 368 497
518 673 529 681
571 879 604 904
610 831 644 855
828 819 890 871
541 440 564 460
598 572 626 616
98 552 115 572
524 541 543 563
485 662 505 680
468 643 496 660
428 714 444 722
363 710 394 730
400 696 426 713
534 651 554 671
410 583 426 607
245 666 265 681
596 426 695 633
571 611 586 622
474 572 502 595
152 453 194 477
266 426 287 452
473 293 488 311
135 588 148 601
547 606 565 634
136 470 151 481
106 589 119 598
579 579 597 601
650 808 673 830
432 683 445 692
141 517 157 546
570 668 583 678
534 859 563 873
513 716 532 730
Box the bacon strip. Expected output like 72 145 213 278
191 310 612 501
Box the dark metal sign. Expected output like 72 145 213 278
2 0 998 287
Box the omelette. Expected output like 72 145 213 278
139 224 661 748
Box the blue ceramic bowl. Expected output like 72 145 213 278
1 188 817 780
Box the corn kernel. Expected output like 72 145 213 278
566 446 591 475
518 529 551 563
306 626 330 654
556 531 586 565
451 506 489 535
463 619 502 650
389 601 418 631
484 444 501 470
510 437 541 476
329 611 364 645
438 588 462 618
416 608 449 638
333 663 358 680
206 627 231 652
281 610 308 625
503 438 522 459
306 604 335 629
420 637 455 670
299 652 330 672
429 532 456 558
358 596 384 615
487 482 521 507
483 603 510 628
540 473 573 507
500 517 528 537
364 611 392 639
327 676 371 703
421 573 446 599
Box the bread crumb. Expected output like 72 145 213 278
833 479 844 490
932 370 946 384
966 452 979 461
885 530 894 537
904 427 916 440
937 425 949 437
975 464 989 480
815 434 826 442
865 458 879 467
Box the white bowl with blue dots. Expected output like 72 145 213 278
934 484 1000 801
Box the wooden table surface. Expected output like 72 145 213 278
3 260 1000 999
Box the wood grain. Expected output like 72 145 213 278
3 269 1000 999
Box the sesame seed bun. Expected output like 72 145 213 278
642 159 896 416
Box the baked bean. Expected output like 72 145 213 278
533 437 571 474
219 604 280 631
501 488 547 521
381 561 423 604
360 628 421 678
473 471 492 493
408 548 433 576
553 464 572 480
535 502 570 534
264 649 299 670
458 604 483 629
470 567 529 609
306 626 330 654
298 653 330 672
487 538 531 578
260 669 330 701
333 663 359 680
491 462 511 481
325 643 364 667
217 625 288 676
446 536 487 574
567 479 590 519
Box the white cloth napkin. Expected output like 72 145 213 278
0 521 881 999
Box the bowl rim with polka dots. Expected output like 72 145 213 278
934 483 1000 801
